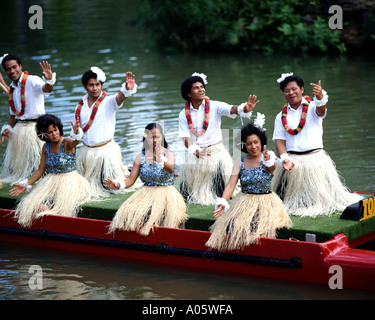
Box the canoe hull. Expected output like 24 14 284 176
1 209 375 291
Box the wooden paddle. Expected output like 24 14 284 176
0 82 8 94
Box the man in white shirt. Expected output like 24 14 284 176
74 67 137 197
272 73 361 217
0 54 55 186
178 73 258 205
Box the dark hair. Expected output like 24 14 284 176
180 75 206 101
279 75 304 91
81 70 104 87
142 122 168 151
1 54 22 70
36 114 63 142
235 123 267 153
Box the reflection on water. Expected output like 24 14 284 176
1 243 374 300
0 0 374 300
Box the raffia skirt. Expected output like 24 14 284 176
0 121 43 186
271 149 363 217
14 170 98 228
76 140 134 197
206 192 293 251
179 142 235 206
108 185 188 236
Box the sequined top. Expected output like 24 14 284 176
139 150 174 187
239 156 273 194
45 139 77 174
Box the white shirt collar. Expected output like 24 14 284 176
10 72 25 88
287 97 309 110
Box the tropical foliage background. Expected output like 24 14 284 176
138 0 375 54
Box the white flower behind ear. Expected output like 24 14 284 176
90 66 106 82
191 72 208 85
254 112 266 130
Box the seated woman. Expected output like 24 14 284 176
104 122 188 236
10 114 98 227
206 120 292 251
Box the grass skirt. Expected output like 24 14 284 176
0 122 43 185
180 142 234 205
14 170 98 228
76 140 131 197
108 185 188 236
206 192 292 251
271 150 363 217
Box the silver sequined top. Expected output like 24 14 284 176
45 139 76 174
139 150 174 186
239 156 273 194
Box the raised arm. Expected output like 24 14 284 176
40 61 55 93
116 72 137 106
230 94 260 115
310 80 328 117
65 120 83 150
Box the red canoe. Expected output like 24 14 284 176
1 207 375 292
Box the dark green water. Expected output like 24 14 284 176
0 0 374 300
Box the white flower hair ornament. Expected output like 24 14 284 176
0 53 9 70
254 112 266 131
277 72 293 83
90 66 106 83
191 72 208 85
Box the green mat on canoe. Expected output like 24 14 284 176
1 181 374 243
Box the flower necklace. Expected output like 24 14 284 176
8 71 29 117
185 97 210 137
281 96 311 135
75 91 107 132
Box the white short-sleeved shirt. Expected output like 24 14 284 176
9 72 49 120
178 100 236 147
272 97 327 152
76 92 123 146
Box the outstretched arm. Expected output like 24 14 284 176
1 116 16 145
103 153 141 190
9 145 47 196
213 159 241 218
275 139 294 171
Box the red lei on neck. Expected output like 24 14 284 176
75 91 107 132
281 96 311 135
185 97 210 137
9 71 29 117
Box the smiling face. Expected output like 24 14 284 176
4 59 23 82
188 81 206 102
84 78 103 99
283 81 304 109
245 134 262 157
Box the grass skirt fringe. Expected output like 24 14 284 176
14 170 98 228
76 140 132 197
180 143 234 205
0 122 43 185
206 192 292 251
108 185 188 236
271 150 362 217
